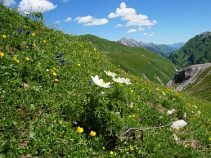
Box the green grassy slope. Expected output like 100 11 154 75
169 32 211 67
80 34 176 84
184 67 211 102
0 5 211 157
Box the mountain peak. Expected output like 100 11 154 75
118 38 184 57
198 31 211 37
169 31 211 67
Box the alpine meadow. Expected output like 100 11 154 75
0 1 211 158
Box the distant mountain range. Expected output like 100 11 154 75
118 38 184 57
169 32 211 67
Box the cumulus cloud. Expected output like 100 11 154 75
108 2 157 27
18 0 57 13
75 16 108 26
64 17 72 22
127 27 144 33
1 0 16 7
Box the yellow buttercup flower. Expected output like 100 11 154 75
102 146 105 150
13 56 17 61
52 71 57 76
110 151 114 155
25 56 30 61
54 78 59 82
32 32 36 36
15 59 20 64
13 56 20 64
2 34 7 38
76 126 84 134
89 131 96 137
0 52 4 58
129 145 134 152
52 67 56 71
77 63 80 67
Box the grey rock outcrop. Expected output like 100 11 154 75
167 63 211 91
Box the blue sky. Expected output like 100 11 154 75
10 0 211 44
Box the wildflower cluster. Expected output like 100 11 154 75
49 67 59 82
13 55 20 64
91 71 132 89
76 126 96 137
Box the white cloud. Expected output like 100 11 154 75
64 17 72 22
127 27 144 33
61 0 70 3
127 29 137 33
75 16 108 26
108 2 157 27
1 0 16 7
114 24 124 28
18 0 57 13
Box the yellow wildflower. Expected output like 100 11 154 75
110 151 114 155
25 56 30 61
0 52 4 58
89 131 96 137
43 40 47 43
15 59 20 64
54 78 59 82
76 126 84 134
12 56 20 64
31 32 36 36
129 145 134 152
209 138 211 141
102 146 105 150
2 34 7 38
77 63 80 67
52 67 56 71
13 56 17 61
52 71 57 76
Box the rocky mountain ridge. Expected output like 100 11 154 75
118 38 184 57
167 63 211 91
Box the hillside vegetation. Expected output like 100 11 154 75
0 5 211 157
170 32 211 67
184 66 211 102
80 35 176 84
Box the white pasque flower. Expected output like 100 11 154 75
167 109 176 115
104 71 117 78
171 120 187 129
112 77 131 85
91 75 110 88
123 78 131 85
24 11 30 15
